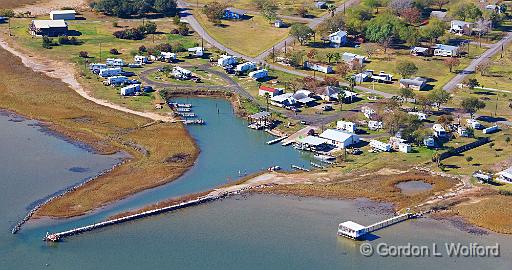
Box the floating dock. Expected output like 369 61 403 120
337 213 418 240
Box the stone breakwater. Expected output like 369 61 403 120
11 159 128 234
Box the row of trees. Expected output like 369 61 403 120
113 22 157 40
91 0 177 18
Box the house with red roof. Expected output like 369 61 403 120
258 86 284 98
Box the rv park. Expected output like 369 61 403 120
1 0 512 234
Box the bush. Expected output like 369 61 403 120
171 42 185 52
139 45 147 52
170 29 179 34
140 21 157 34
112 21 119 28
58 35 80 45
0 9 15 17
113 27 145 40
155 43 172 52
110 48 119 55
79 51 89 58
92 0 177 18
42 36 54 49
178 23 189 36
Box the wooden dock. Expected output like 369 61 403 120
337 213 419 240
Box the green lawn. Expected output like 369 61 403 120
193 10 291 57
3 13 201 113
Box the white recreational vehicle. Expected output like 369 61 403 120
249 69 268 80
172 66 192 80
370 140 392 152
99 67 123 78
218 55 237 67
106 58 125 67
236 62 257 73
104 76 128 86
120 84 141 96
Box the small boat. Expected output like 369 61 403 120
267 166 281 172
176 108 192 112
184 119 205 125
176 112 196 118
45 232 59 242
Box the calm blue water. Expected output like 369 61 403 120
1 99 511 270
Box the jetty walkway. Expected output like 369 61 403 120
44 184 261 242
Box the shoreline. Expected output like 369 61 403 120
0 44 199 221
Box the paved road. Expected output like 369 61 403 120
139 64 255 100
254 0 361 61
443 32 512 91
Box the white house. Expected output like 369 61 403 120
172 66 192 80
292 90 316 106
236 62 257 73
29 19 68 36
368 120 383 130
370 140 392 152
249 69 268 80
338 221 366 239
466 119 483 129
328 30 348 47
319 129 360 149
120 84 140 96
106 58 125 67
342 52 366 66
218 55 237 67
50 10 76 20
99 67 123 78
337 121 357 133
408 111 428 121
187 47 204 57
432 124 447 138
304 61 333 74
400 77 427 91
134 55 149 64
433 44 460 57
497 167 512 183
270 93 296 107
369 70 393 83
450 20 473 35
259 86 283 98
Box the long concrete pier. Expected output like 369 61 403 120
44 185 259 242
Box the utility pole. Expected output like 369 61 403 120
501 43 504 58
272 46 275 62
343 3 346 14
495 94 499 117
284 40 287 54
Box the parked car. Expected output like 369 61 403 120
143 86 153 93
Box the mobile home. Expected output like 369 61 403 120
99 67 123 78
50 10 76 20
369 140 392 152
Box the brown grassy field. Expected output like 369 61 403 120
0 0 38 9
0 47 198 218
260 171 457 210
454 195 512 234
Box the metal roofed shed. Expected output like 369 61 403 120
337 221 366 239
50 10 76 20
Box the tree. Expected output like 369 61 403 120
476 62 491 76
110 48 119 55
396 61 418 78
333 52 341 63
255 0 278 22
388 0 413 15
465 156 473 163
417 94 433 112
363 0 382 13
79 51 89 58
506 136 511 144
363 43 378 59
451 3 482 21
288 50 305 67
465 78 480 89
344 6 372 34
399 87 415 103
178 23 189 36
142 21 157 34
264 92 271 111
400 7 421 24
290 24 314 45
432 0 449 10
317 13 345 37
461 97 486 118
365 14 405 53
336 62 350 77
444 57 460 73
383 111 409 135
421 18 446 44
400 26 421 47
42 36 54 49
326 52 335 63
0 9 15 17
202 1 226 24
154 0 177 16
428 89 451 111
475 18 491 47
338 91 346 111
296 6 308 18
